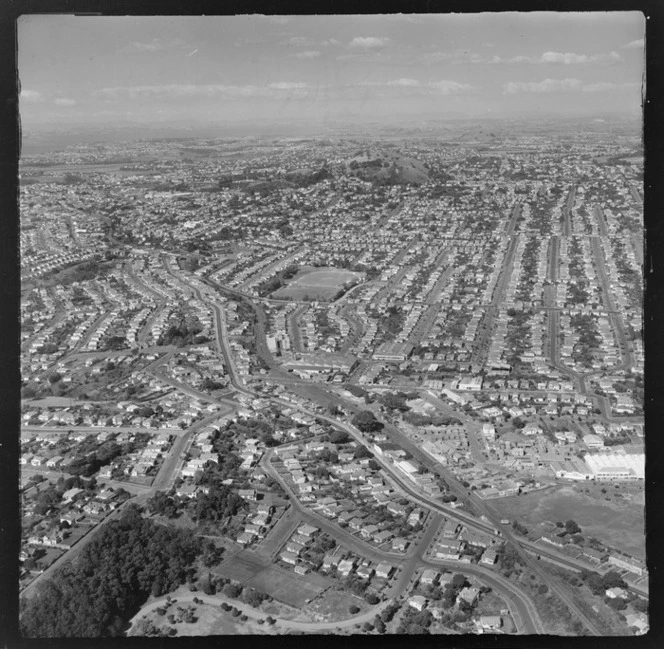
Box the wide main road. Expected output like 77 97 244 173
471 234 519 369
163 263 254 397
287 304 308 353
589 236 634 370
548 235 559 285
562 185 576 237
505 201 522 236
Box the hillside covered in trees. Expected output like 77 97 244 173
20 506 202 637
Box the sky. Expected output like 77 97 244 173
18 13 645 129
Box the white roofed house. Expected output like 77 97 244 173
408 595 428 611
337 558 356 576
478 615 503 632
322 553 341 570
457 586 480 606
375 563 394 579
420 569 439 585
280 550 299 565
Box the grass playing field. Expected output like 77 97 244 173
213 550 332 607
273 267 363 301
245 565 331 608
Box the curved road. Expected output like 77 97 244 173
128 591 391 635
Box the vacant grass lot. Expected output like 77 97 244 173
491 485 645 558
306 589 369 621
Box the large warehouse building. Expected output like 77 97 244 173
584 451 644 481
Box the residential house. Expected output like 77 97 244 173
479 615 503 631
375 563 394 579
540 533 565 548
409 596 428 611
481 547 499 566
337 559 356 577
420 569 439 585
457 587 480 606
280 551 299 565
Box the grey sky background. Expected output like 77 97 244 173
18 13 645 129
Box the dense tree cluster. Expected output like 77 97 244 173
20 506 202 637
255 264 300 297
402 412 460 427
156 314 206 346
201 377 226 391
66 439 125 477
379 392 411 413
191 483 245 524
351 410 383 433
580 569 628 596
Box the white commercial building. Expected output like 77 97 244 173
584 451 645 481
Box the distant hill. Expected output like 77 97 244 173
335 148 430 186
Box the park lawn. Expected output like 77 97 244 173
259 599 308 622
306 588 370 621
133 601 275 636
180 603 273 636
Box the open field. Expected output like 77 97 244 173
128 594 276 637
177 604 272 636
491 485 645 558
213 549 330 607
273 267 363 300
213 550 270 582
245 564 331 608
306 588 369 621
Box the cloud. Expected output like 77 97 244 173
542 50 622 64
20 89 42 103
488 50 622 65
267 82 310 90
349 36 389 50
503 78 583 94
622 38 644 49
427 80 474 95
287 36 314 47
359 78 474 95
582 81 640 93
120 38 189 54
94 83 315 100
540 51 590 64
504 78 641 95
131 39 163 52
294 50 321 59
420 49 485 65
387 78 420 87
54 98 76 106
